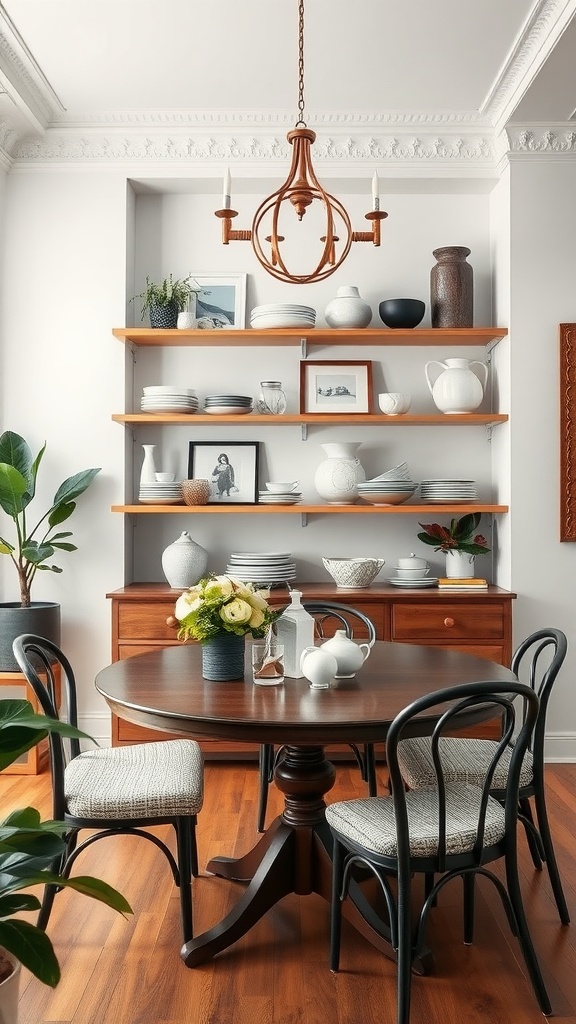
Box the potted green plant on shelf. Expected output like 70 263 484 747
417 512 491 579
0 698 131 1016
131 272 201 328
0 431 100 671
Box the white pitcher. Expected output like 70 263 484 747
424 357 488 414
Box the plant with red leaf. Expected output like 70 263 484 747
417 513 490 555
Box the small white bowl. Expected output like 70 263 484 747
378 392 412 415
266 481 299 493
155 472 176 482
143 385 196 396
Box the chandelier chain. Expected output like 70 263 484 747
296 0 306 127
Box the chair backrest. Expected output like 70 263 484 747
510 627 567 764
12 633 81 818
300 601 377 646
386 679 539 873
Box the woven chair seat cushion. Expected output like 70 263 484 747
65 739 204 818
397 737 534 791
325 782 505 857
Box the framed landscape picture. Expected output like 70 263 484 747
188 441 259 504
300 360 373 414
192 273 247 329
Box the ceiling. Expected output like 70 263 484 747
0 0 575 137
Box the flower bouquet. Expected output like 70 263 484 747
174 574 278 642
416 512 490 555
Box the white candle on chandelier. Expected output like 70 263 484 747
372 171 380 211
223 167 232 210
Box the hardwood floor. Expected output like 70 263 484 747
2 761 575 1024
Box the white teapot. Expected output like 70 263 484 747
300 647 338 689
319 629 372 679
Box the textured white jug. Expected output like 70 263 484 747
314 441 366 504
424 357 488 414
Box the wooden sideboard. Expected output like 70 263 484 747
107 582 516 757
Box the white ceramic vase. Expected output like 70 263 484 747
314 442 366 504
324 286 372 329
139 444 158 486
161 531 208 589
425 357 488 414
445 550 475 578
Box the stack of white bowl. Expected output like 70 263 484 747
250 303 316 330
141 386 198 414
357 463 418 506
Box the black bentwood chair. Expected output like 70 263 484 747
326 680 552 1022
396 627 570 924
257 602 377 833
12 634 204 944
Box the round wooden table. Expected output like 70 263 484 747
95 641 516 966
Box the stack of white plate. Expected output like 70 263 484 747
141 386 198 415
139 482 183 505
226 551 297 586
203 395 253 415
388 575 439 589
250 303 316 330
357 474 419 506
420 479 478 503
258 489 302 505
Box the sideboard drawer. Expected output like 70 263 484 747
392 603 505 642
117 601 177 640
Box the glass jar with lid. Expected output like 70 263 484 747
258 381 287 415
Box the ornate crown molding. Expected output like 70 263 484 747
482 0 576 130
0 8 63 129
505 123 576 153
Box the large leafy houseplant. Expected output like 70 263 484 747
0 699 131 988
0 431 100 608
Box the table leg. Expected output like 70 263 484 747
182 745 429 969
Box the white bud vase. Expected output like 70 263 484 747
445 550 475 578
162 531 208 589
324 286 372 329
314 441 366 504
140 444 158 486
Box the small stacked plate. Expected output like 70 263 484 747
203 395 253 415
388 574 439 588
420 479 478 503
141 386 198 415
139 482 183 505
226 551 297 587
250 303 316 330
357 468 419 506
258 488 302 505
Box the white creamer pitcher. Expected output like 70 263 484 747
300 647 338 689
424 357 488 414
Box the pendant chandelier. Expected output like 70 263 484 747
214 0 387 285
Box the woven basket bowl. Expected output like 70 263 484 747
322 556 385 589
182 478 211 506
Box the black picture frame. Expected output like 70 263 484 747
188 441 260 504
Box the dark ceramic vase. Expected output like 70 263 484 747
201 633 245 681
0 602 61 672
430 246 473 328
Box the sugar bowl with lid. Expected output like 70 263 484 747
395 552 430 580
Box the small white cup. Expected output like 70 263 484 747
177 311 197 329
378 392 411 415
155 472 175 483
395 567 430 580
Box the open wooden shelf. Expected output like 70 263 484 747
113 326 508 348
112 412 508 426
112 503 508 515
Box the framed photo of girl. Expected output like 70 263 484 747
300 360 373 414
188 441 260 504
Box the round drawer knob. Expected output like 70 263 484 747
444 617 455 628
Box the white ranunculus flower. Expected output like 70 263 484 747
247 606 265 629
247 590 269 611
219 598 252 625
205 575 234 600
175 590 202 619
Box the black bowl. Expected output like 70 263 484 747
378 298 425 329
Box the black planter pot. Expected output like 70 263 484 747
0 602 61 672
149 301 179 329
